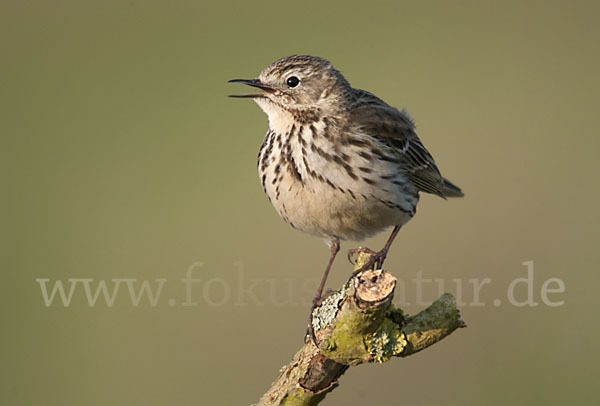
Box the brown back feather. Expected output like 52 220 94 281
348 89 446 198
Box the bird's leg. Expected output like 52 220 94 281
350 225 402 278
307 239 340 346
375 225 401 268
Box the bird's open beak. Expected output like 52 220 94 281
228 79 277 98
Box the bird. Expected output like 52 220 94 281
228 55 463 342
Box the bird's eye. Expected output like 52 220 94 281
286 76 300 88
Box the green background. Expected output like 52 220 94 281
2 0 598 404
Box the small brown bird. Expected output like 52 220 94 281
229 55 463 340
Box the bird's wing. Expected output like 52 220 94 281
347 90 446 197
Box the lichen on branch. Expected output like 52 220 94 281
256 251 466 406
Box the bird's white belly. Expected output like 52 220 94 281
280 185 410 241
263 164 415 241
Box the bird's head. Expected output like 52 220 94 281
229 55 351 125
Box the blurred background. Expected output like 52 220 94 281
2 0 598 404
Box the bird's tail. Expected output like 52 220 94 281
442 177 464 198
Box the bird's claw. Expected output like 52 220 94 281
306 299 320 347
347 247 378 265
349 249 390 280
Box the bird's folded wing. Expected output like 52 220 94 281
348 91 446 197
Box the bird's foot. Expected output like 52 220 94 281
306 295 322 347
348 247 390 280
347 247 378 265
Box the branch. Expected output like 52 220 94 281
256 251 466 406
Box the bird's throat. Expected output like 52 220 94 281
255 98 296 136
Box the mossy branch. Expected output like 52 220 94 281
255 251 466 406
